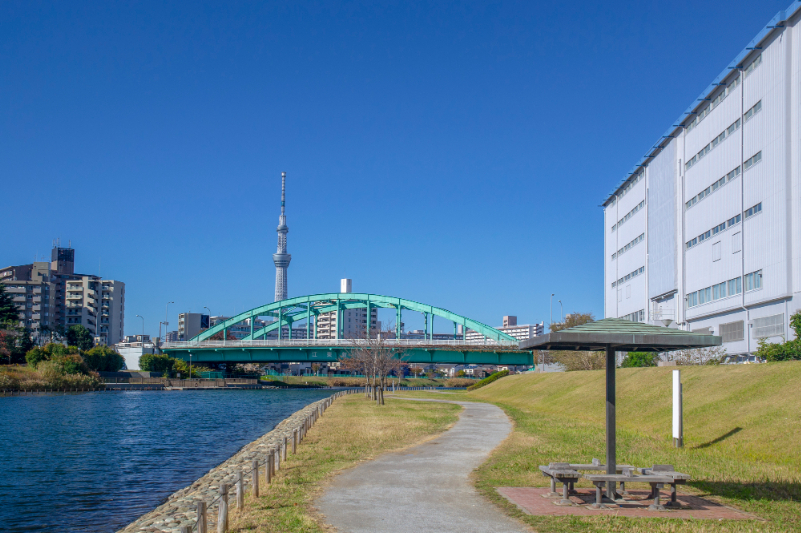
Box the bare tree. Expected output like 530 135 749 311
664 346 727 365
543 312 607 371
340 322 407 405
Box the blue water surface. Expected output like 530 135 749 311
0 389 333 532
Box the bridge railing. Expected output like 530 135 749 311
162 338 519 349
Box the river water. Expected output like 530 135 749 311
0 389 333 532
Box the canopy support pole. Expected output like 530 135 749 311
605 346 616 499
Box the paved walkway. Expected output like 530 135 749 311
316 398 528 533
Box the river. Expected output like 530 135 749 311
0 389 333 532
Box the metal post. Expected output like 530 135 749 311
288 318 292 340
366 300 371 338
250 312 254 339
278 307 283 341
396 305 401 339
605 346 616 499
424 312 428 339
307 305 311 340
673 369 683 447
430 314 434 341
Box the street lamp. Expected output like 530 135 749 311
558 300 563 323
164 301 174 343
135 315 145 342
549 294 554 330
203 306 211 330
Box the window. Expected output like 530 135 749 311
744 202 762 219
626 285 631 299
753 314 783 339
743 54 762 77
685 118 740 171
732 231 742 253
712 241 721 262
613 233 645 259
744 100 762 122
687 275 742 308
620 310 645 322
685 165 740 211
744 151 762 171
611 200 645 232
720 320 744 342
744 269 762 292
687 215 740 249
617 289 622 302
686 77 740 133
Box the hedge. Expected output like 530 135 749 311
466 369 510 391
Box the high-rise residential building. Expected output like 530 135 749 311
1 244 125 345
178 312 210 340
315 279 378 339
463 316 544 343
273 172 291 302
603 2 801 359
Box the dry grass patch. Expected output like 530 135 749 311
227 394 460 532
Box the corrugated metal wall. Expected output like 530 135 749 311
648 139 677 299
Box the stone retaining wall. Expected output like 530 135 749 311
117 394 339 533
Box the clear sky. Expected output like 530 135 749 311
1 0 791 337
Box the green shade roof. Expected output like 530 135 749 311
519 318 722 352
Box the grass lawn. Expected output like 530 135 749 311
227 393 461 532
401 363 801 532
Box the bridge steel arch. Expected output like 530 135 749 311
191 293 518 343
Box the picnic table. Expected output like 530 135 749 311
538 463 581 506
637 464 690 508
540 459 635 499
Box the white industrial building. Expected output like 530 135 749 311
603 2 801 360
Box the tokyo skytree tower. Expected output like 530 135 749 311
273 172 291 301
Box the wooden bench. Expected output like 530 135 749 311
637 464 690 508
584 472 677 510
538 463 581 506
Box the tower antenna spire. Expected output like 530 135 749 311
273 172 291 301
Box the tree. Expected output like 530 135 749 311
25 347 48 368
665 346 727 365
66 325 94 351
545 312 606 371
83 345 125 372
0 284 19 328
139 353 175 374
620 351 658 368
208 330 238 341
342 323 407 405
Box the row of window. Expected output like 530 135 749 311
620 310 645 323
609 171 643 206
686 77 741 133
686 269 762 308
611 233 645 261
611 200 645 232
743 54 762 77
744 150 762 171
744 202 762 219
611 266 645 288
685 117 741 171
685 165 741 211
686 213 741 250
744 100 762 123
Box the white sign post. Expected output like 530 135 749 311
672 369 683 447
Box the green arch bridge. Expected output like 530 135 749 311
162 293 533 366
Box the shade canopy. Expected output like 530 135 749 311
519 318 722 500
519 318 722 352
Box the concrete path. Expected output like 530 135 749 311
316 398 527 533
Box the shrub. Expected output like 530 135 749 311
51 353 90 375
620 352 658 368
466 369 510 391
139 353 175 374
83 346 125 372
66 325 94 351
444 378 474 388
25 347 49 368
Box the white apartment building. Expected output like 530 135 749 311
65 277 125 345
603 2 801 358
315 279 378 339
464 316 544 343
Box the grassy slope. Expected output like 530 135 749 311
228 394 460 532
462 363 801 532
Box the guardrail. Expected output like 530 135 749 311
163 338 519 349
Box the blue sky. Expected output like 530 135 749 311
1 0 791 337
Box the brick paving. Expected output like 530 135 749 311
497 487 755 520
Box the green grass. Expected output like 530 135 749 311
228 394 461 532
403 363 801 531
